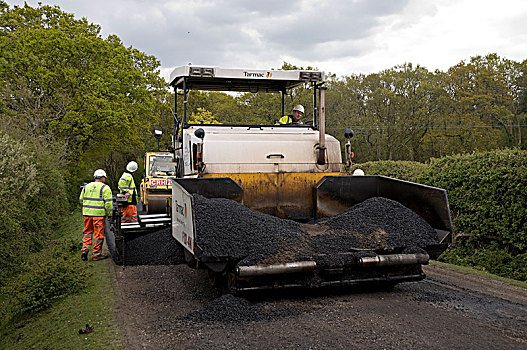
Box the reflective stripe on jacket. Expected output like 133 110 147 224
79 181 113 216
275 115 303 125
118 172 136 203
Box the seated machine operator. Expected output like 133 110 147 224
276 105 304 125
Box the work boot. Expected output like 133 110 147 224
92 254 108 261
81 251 88 261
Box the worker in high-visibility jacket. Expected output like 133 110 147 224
275 104 304 125
118 161 139 223
79 169 113 261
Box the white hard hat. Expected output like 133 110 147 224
293 105 304 114
352 169 365 176
93 169 107 178
126 161 138 172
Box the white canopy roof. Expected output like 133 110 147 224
169 66 325 92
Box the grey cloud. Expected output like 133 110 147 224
261 0 408 56
226 0 300 16
5 0 410 70
151 0 409 65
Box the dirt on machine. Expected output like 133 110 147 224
110 65 452 294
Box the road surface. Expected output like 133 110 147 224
109 260 526 349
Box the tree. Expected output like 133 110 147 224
436 54 522 152
327 64 444 162
0 2 166 187
516 59 527 147
326 55 527 162
188 108 221 124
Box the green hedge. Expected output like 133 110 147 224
0 129 92 326
351 160 428 182
418 149 527 252
0 132 70 283
439 242 527 281
418 149 527 280
353 149 527 281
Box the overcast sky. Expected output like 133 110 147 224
5 0 527 81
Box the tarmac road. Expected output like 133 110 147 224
109 259 527 349
106 204 526 349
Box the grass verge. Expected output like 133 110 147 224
430 260 527 289
0 211 122 349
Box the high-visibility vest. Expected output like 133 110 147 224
79 181 113 216
275 115 303 125
118 172 137 203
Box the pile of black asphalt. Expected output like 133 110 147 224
313 197 437 254
192 195 438 267
123 227 186 266
117 196 437 267
192 195 307 266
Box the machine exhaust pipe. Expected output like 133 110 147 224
316 86 327 165
236 261 316 277
359 253 429 267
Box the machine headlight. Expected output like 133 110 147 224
300 71 322 82
189 67 215 77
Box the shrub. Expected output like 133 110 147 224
419 148 527 281
23 135 69 235
418 149 527 253
0 237 87 322
352 151 527 281
15 251 86 313
351 160 428 183
0 131 70 282
440 241 527 281
0 133 40 277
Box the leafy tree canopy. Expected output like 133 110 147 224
0 2 167 183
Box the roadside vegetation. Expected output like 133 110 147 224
0 211 121 349
430 260 527 289
421 149 527 281
0 0 526 346
354 149 527 281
